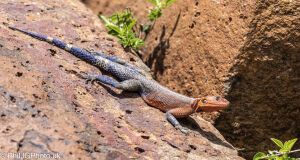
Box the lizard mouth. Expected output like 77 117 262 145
197 98 230 112
200 104 228 112
215 101 230 108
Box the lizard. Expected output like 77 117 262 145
9 26 230 135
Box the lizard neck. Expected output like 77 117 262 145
191 99 199 113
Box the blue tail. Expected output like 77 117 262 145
9 26 99 65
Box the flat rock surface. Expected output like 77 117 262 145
0 0 242 159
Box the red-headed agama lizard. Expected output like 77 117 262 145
9 26 230 135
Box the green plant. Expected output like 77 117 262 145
99 9 144 51
253 138 299 160
99 0 177 51
147 0 176 21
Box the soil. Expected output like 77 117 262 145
82 0 300 159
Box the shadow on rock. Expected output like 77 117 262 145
215 1 300 159
146 11 181 79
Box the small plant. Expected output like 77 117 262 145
253 138 299 160
99 9 144 51
99 0 177 52
141 0 176 32
147 0 176 21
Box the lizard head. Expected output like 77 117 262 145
192 96 229 112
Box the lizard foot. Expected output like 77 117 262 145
175 125 196 136
84 75 98 83
175 126 189 135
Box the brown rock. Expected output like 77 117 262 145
0 0 241 159
84 0 299 159
216 0 300 159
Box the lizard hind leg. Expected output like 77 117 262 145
97 54 146 76
87 75 141 92
83 47 145 76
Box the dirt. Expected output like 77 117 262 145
83 0 300 159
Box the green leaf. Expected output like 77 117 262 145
108 14 119 25
161 0 166 8
253 152 266 160
147 0 156 4
271 138 284 149
279 148 289 153
107 30 119 37
277 156 284 160
283 138 298 151
131 38 144 45
147 9 156 21
99 15 115 26
282 153 288 159
166 0 176 6
155 0 161 6
105 25 122 34
157 11 162 18
127 19 136 30
142 25 150 32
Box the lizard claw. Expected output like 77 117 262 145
175 125 196 136
84 75 98 83
175 125 189 135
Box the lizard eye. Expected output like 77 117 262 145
202 99 207 103
216 96 220 101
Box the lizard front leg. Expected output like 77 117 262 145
166 107 194 135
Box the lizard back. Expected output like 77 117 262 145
138 79 195 112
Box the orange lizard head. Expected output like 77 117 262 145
193 96 229 112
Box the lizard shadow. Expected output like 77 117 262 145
146 11 181 79
178 117 235 149
95 81 140 99
82 73 139 99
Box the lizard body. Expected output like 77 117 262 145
9 26 229 134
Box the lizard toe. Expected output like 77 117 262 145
85 75 99 83
175 125 190 135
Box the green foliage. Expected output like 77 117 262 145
99 9 144 51
99 0 177 51
147 0 176 21
254 152 267 160
271 138 284 149
253 138 298 160
141 24 151 32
